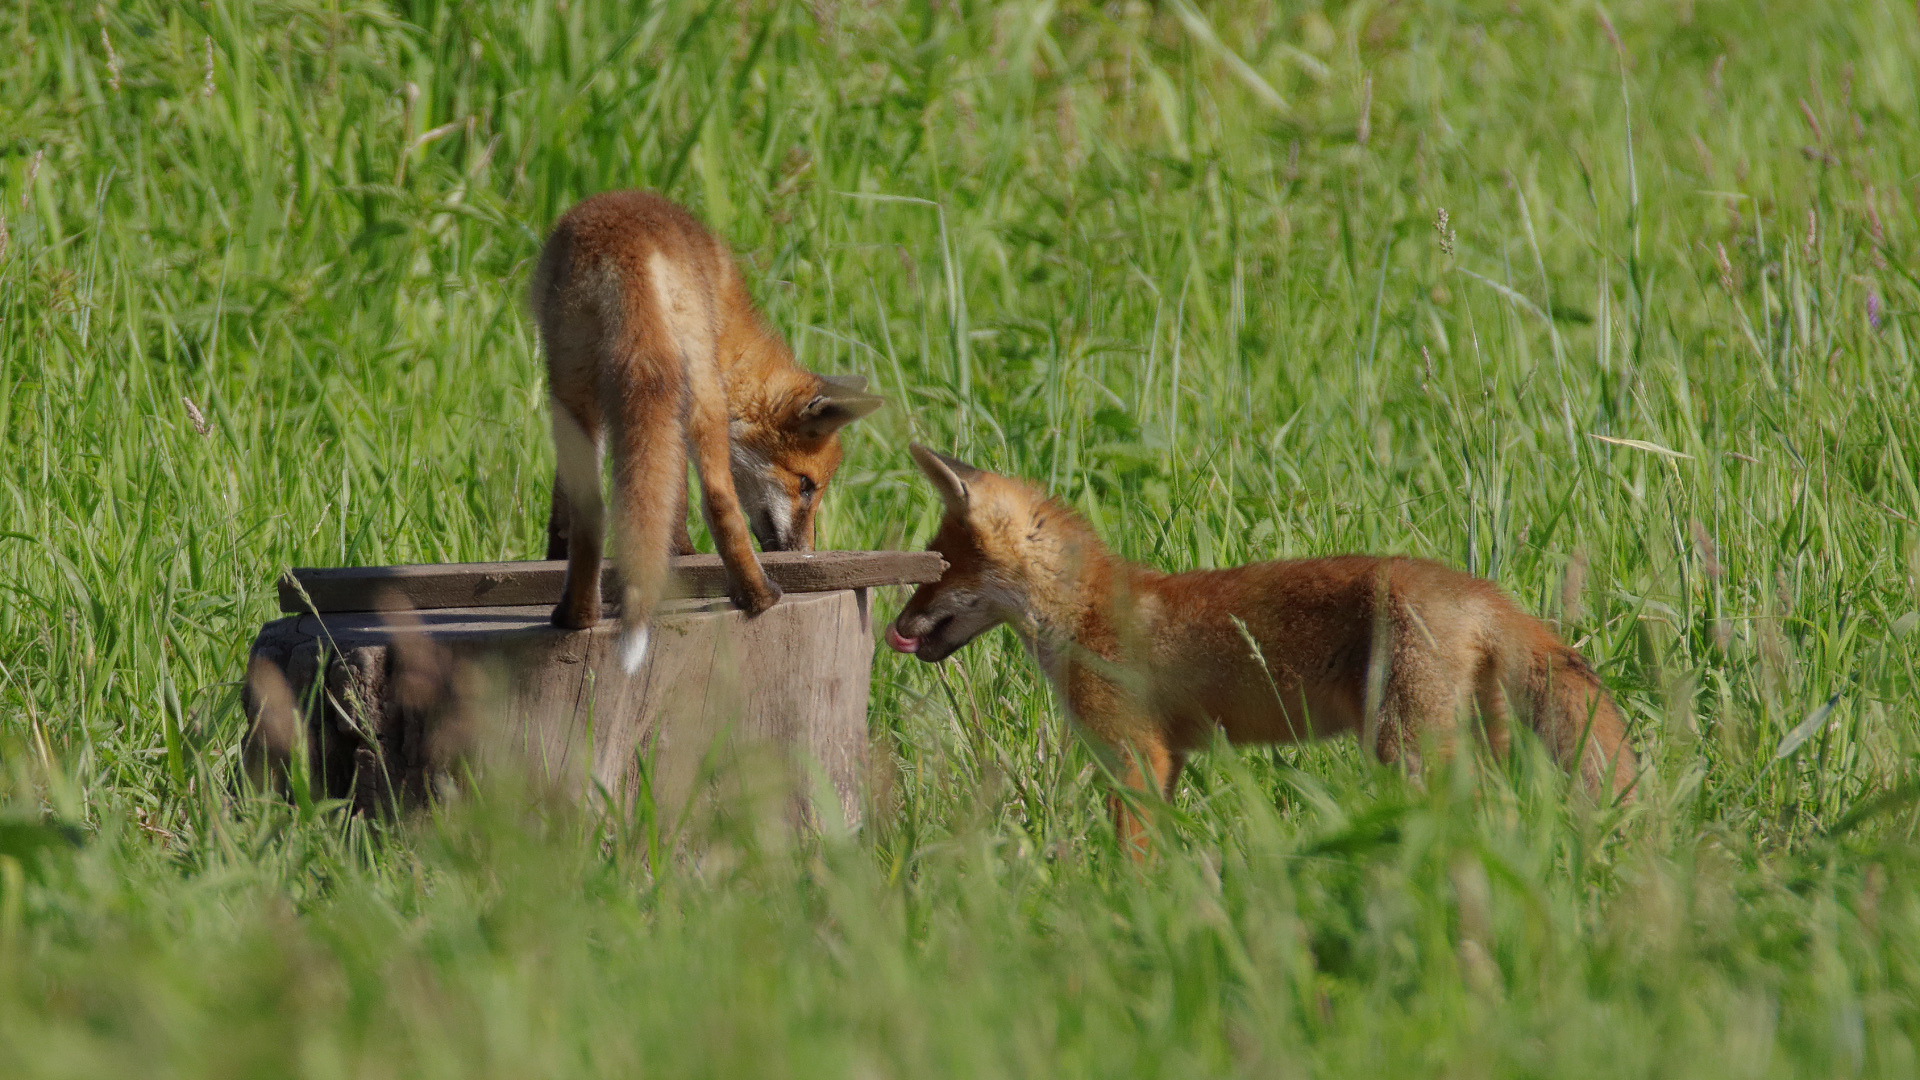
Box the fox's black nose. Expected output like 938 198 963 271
751 514 780 550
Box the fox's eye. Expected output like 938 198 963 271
798 476 817 500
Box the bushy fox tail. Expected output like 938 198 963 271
1511 632 1639 802
603 254 714 675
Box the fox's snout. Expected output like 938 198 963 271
886 444 1034 664
887 606 940 660
748 507 806 553
735 466 816 553
887 601 984 663
884 623 919 654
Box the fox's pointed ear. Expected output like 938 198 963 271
909 443 981 516
792 383 884 439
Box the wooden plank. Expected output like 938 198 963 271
278 550 946 614
248 589 877 824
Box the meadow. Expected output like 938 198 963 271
4 0 1920 1074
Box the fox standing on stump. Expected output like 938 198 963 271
534 191 882 672
885 445 1638 857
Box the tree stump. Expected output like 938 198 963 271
243 552 943 826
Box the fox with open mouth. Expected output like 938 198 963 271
886 444 1638 856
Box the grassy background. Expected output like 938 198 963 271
5 0 1920 1074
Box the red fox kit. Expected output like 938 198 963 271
885 445 1638 853
534 191 882 671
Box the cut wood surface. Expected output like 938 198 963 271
247 590 878 826
278 550 945 614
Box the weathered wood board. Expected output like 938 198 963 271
245 553 943 827
278 551 945 614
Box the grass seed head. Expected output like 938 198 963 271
1690 519 1722 578
183 396 210 437
1595 8 1624 58
1055 89 1082 169
99 21 121 92
1561 550 1588 626
807 0 836 41
1798 98 1826 147
21 149 42 211
1692 134 1715 178
1357 74 1372 147
1859 863 1886 935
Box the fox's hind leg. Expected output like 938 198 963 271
549 400 605 629
1473 652 1513 762
669 482 694 556
1372 644 1480 786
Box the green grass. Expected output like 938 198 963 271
5 0 1920 1074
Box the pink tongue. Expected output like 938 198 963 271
884 624 920 654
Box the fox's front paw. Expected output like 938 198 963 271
729 577 783 616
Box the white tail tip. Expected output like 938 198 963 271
618 623 651 675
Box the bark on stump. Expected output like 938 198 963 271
243 552 943 827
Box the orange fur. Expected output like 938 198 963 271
887 446 1639 859
532 192 881 659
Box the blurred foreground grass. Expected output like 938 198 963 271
4 1 1920 1074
